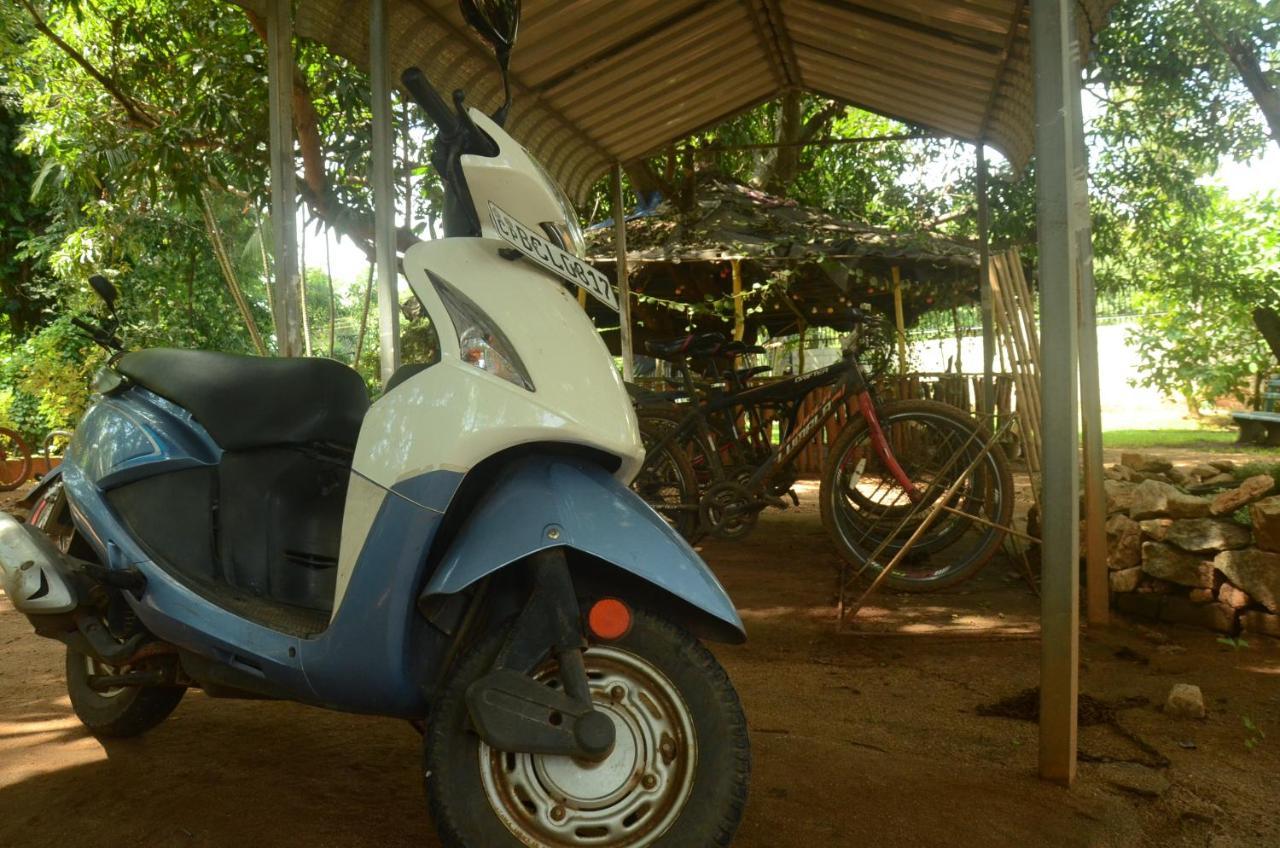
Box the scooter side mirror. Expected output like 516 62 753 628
89 274 118 312
459 0 520 125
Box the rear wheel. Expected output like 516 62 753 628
820 398 1013 591
425 609 750 847
65 648 185 738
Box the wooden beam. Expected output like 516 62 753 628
1031 0 1081 787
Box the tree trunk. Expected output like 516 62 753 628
1254 306 1280 365
1223 35 1280 148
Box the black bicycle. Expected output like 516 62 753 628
629 319 1014 591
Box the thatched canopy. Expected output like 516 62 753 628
585 178 979 343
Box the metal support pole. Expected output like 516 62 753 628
1071 42 1108 628
266 0 303 357
977 144 996 425
370 0 401 384
1032 0 1081 786
613 164 634 382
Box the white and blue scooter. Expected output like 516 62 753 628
0 2 750 844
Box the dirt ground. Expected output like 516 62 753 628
2 465 1279 848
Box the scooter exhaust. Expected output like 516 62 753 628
0 511 79 615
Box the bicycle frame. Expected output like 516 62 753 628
641 354 920 506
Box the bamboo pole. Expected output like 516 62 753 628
732 258 745 342
199 189 267 356
892 265 908 376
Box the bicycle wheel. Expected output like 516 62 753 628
634 407 724 492
819 399 1013 591
0 427 32 492
632 416 702 541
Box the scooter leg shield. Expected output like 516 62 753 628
422 455 745 644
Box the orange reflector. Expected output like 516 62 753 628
587 598 632 641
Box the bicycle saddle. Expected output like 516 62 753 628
733 365 772 382
645 332 725 360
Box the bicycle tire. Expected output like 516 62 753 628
0 427 32 492
633 415 704 542
819 399 1014 592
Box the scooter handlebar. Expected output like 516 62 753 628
401 67 459 137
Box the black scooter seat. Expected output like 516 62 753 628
117 348 370 450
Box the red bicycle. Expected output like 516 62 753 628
632 318 1013 591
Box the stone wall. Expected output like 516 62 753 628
1099 454 1280 638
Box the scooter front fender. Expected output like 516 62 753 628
423 455 745 644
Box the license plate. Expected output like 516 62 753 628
488 202 619 312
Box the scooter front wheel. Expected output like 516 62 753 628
425 609 749 847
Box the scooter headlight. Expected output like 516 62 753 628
430 273 534 392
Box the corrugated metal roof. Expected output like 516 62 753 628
231 0 1114 201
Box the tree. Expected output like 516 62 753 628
1122 189 1279 411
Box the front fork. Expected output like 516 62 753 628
464 547 616 761
843 369 921 504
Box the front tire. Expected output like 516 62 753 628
66 648 186 738
425 609 750 847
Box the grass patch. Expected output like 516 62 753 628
1102 429 1237 449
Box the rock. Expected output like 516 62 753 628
1119 452 1143 470
1209 475 1275 516
1110 566 1143 593
1104 465 1126 482
1217 583 1252 609
1202 472 1236 486
1209 460 1236 473
1249 496 1280 552
1142 542 1214 588
1163 517 1252 553
1104 479 1138 514
1130 479 1211 520
1140 518 1173 541
1165 466 1191 485
1137 577 1175 594
1188 588 1215 603
1159 597 1238 633
1119 452 1173 473
1105 514 1143 569
1203 473 1274 514
1214 549 1280 613
1097 762 1170 798
1241 610 1280 638
1164 683 1206 719
1190 463 1220 480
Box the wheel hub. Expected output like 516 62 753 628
479 647 696 847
